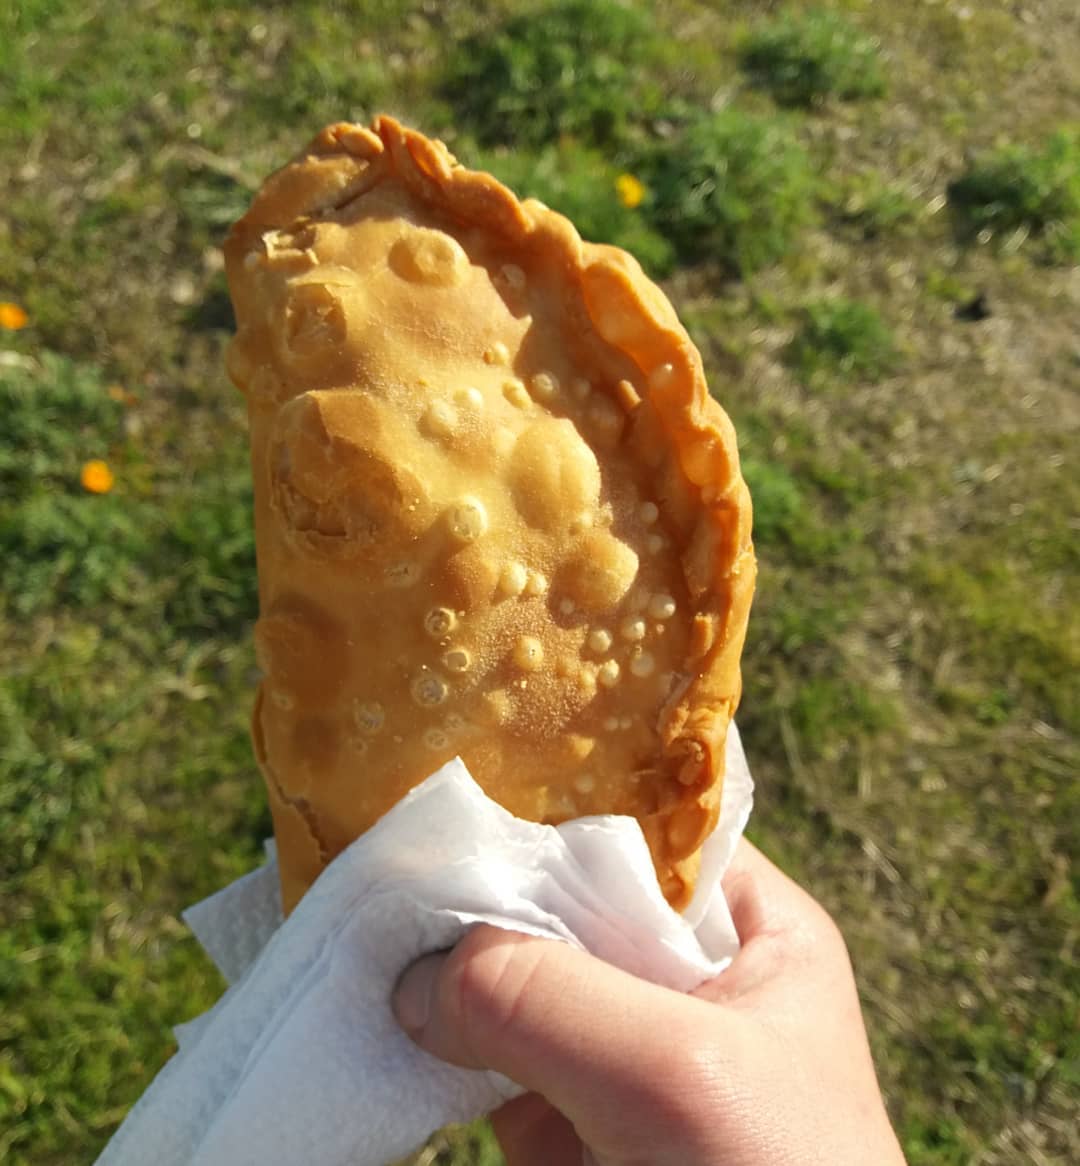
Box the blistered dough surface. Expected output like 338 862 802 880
225 118 756 913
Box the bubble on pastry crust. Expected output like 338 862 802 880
424 607 457 638
284 284 346 360
500 264 526 290
510 420 602 532
529 372 559 401
447 497 488 542
423 727 450 750
513 636 544 671
573 774 596 794
347 736 369 755
630 650 656 678
587 628 613 653
571 377 592 400
270 689 295 712
684 440 716 487
352 700 385 734
648 593 677 621
524 571 549 597
639 501 659 525
603 715 620 732
445 713 466 732
558 531 639 612
421 400 458 440
646 534 665 555
498 561 528 597
455 386 484 410
483 342 511 366
389 229 469 287
443 648 472 674
649 362 676 390
598 660 621 688
386 560 421 587
503 378 530 409
577 663 599 697
558 597 576 617
620 715 634 730
620 616 647 642
411 670 449 707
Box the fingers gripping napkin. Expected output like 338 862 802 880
95 741 754 1166
224 116 756 914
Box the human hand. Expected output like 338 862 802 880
393 838 906 1166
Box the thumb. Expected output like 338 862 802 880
393 924 718 1147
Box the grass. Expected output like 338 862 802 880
641 109 816 275
439 0 656 148
739 8 887 108
784 298 897 386
947 130 1080 262
2 1 1079 1164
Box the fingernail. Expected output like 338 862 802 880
393 953 446 1038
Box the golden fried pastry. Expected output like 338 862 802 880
224 117 755 914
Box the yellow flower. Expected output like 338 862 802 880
0 301 29 330
81 459 115 495
107 384 134 405
615 173 646 209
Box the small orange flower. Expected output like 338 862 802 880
81 459 115 495
615 173 646 209
0 302 29 330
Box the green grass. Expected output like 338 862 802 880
439 0 656 148
784 298 897 386
2 1 1079 1164
472 139 676 276
739 8 887 108
641 109 816 275
947 129 1080 262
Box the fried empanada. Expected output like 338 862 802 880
224 117 755 914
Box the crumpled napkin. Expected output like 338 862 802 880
95 725 753 1166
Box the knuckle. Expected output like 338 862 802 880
441 926 554 1064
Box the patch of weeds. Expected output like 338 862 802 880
440 0 654 148
641 110 815 276
924 267 975 306
471 141 675 275
739 9 886 108
0 352 125 491
158 471 257 640
741 456 804 546
947 130 1080 262
789 675 899 760
0 353 256 637
174 169 255 235
785 298 897 386
0 627 138 878
244 32 390 130
834 176 924 240
915 554 1079 732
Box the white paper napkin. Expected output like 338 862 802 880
95 724 753 1166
